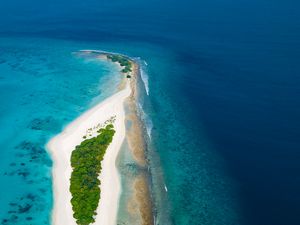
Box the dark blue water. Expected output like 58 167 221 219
1 0 300 224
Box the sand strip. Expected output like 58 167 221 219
47 79 131 225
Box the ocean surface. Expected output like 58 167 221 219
1 0 300 225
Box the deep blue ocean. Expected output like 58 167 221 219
0 0 300 225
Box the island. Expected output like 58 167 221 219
47 50 152 225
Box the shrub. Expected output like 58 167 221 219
106 54 132 75
70 124 115 225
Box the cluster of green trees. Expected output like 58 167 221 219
106 54 132 75
70 124 115 225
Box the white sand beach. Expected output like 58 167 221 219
47 79 131 225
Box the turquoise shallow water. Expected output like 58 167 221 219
0 38 241 225
0 38 122 224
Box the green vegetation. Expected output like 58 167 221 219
70 124 115 225
106 54 132 75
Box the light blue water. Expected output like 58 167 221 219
0 38 122 224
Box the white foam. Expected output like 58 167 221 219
140 67 149 95
137 102 153 139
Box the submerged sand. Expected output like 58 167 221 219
124 63 154 225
